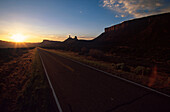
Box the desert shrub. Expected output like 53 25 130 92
89 49 104 59
134 66 151 75
167 60 170 65
134 66 145 75
115 63 130 72
111 63 115 66
115 63 125 70
79 47 88 55
0 83 5 94
145 67 151 74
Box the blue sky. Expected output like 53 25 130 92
0 0 169 42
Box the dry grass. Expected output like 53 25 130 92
0 48 55 112
16 48 56 112
0 48 35 112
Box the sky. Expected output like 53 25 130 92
0 0 169 42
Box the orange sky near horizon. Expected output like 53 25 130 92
0 32 94 43
0 34 46 43
0 21 94 43
0 28 69 43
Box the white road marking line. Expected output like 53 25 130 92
38 50 63 112
57 53 170 98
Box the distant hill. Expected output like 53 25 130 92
40 36 91 51
0 40 39 48
40 40 62 47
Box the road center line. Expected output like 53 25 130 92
38 50 63 112
56 52 170 98
45 52 74 72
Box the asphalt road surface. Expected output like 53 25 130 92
38 48 170 112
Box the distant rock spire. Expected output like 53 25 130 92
69 35 71 38
74 36 78 40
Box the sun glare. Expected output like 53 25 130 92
10 34 26 42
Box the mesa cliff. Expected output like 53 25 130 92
104 13 169 33
93 13 170 49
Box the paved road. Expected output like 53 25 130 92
38 48 170 112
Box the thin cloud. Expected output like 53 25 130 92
40 34 66 41
102 0 170 18
121 14 125 17
115 15 119 17
78 36 95 40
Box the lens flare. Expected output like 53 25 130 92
148 66 157 87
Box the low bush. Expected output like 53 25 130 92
134 66 151 75
89 49 104 59
0 83 4 94
79 47 88 55
167 60 170 65
115 63 130 72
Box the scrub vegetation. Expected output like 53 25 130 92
0 48 55 112
16 48 56 112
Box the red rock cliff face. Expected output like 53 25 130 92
104 13 169 33
93 13 170 48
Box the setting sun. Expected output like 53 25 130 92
10 34 27 42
